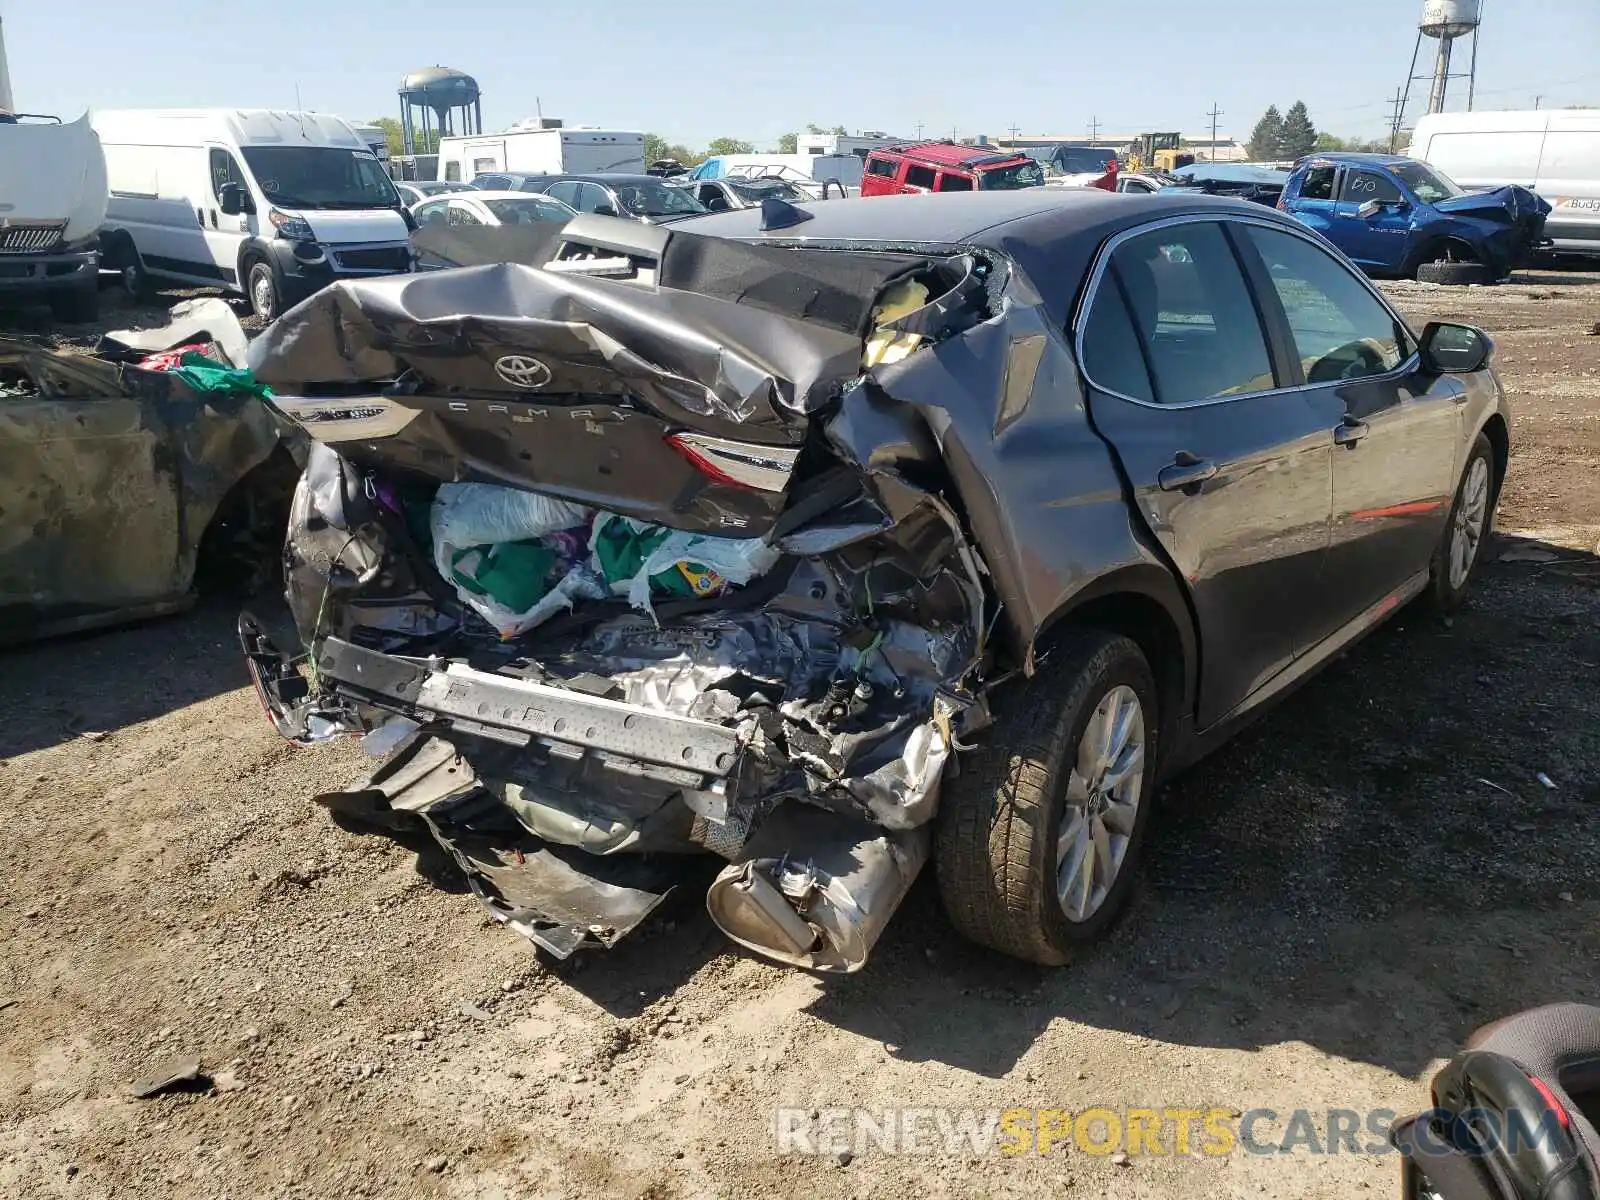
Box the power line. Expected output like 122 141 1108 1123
1088 114 1100 142
1205 103 1224 158
1387 89 1407 153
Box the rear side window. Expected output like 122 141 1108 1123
1298 166 1335 200
1339 170 1403 204
1081 276 1156 403
444 162 462 182
1100 222 1276 404
905 164 936 190
866 157 898 178
937 171 973 192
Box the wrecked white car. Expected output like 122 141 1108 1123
239 193 1508 971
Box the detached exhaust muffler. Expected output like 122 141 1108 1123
705 806 930 973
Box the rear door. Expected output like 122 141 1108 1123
1077 217 1334 726
1332 167 1412 272
1284 162 1338 241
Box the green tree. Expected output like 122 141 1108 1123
777 131 798 153
1314 132 1346 152
706 137 755 156
644 133 697 165
1281 101 1318 159
368 117 437 155
1247 106 1285 160
369 117 404 157
804 123 849 136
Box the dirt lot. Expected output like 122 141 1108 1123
2 275 1597 1200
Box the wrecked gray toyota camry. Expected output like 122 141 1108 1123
240 195 1194 972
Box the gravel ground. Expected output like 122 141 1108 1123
1 273 1597 1199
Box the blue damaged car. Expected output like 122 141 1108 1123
1279 153 1550 284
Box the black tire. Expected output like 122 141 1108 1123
48 283 99 324
110 238 156 302
245 259 281 322
1425 433 1497 611
1416 259 1493 286
936 631 1160 965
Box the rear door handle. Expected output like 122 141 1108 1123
1334 418 1370 446
1157 455 1218 492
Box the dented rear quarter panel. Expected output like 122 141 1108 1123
861 245 1198 700
0 342 283 642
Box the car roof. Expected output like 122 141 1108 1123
871 141 1028 169
674 190 1310 323
1305 153 1414 167
461 190 568 203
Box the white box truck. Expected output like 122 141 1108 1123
1409 109 1600 259
92 109 413 321
435 126 645 185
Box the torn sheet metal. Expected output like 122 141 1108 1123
98 297 251 369
0 339 286 644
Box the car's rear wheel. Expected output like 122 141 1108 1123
935 631 1158 965
1426 432 1496 610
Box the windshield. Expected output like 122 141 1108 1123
1391 161 1464 204
239 147 401 209
978 160 1047 190
727 178 805 201
612 179 708 218
1055 146 1116 174
484 196 575 225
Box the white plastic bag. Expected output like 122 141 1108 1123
431 482 590 549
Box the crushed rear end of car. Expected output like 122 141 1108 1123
240 215 1021 971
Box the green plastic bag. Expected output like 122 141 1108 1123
170 351 274 400
449 540 558 615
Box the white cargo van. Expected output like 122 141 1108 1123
435 127 645 184
1409 110 1600 259
92 109 413 320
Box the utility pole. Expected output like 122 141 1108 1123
1205 103 1223 161
1386 89 1407 153
914 121 924 140
1534 95 1543 110
1088 115 1101 144
1007 122 1022 147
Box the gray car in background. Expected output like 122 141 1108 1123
238 191 1508 972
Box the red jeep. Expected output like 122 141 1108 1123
859 142 1048 196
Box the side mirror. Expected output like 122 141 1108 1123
1420 321 1492 374
218 182 249 216
1356 199 1383 219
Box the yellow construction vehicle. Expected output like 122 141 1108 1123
1126 132 1196 173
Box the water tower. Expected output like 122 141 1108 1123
1400 0 1482 123
398 67 482 156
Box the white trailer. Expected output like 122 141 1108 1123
435 127 645 184
796 132 903 160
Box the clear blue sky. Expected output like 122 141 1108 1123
7 0 1597 148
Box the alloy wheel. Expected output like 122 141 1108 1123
1056 684 1146 923
1449 457 1491 590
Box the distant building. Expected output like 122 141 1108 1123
985 132 1247 162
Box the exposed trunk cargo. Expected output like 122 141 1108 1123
243 228 1001 968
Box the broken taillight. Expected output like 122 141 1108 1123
665 432 799 494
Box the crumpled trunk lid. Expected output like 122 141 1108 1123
246 233 939 537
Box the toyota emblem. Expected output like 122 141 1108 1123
494 355 553 390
